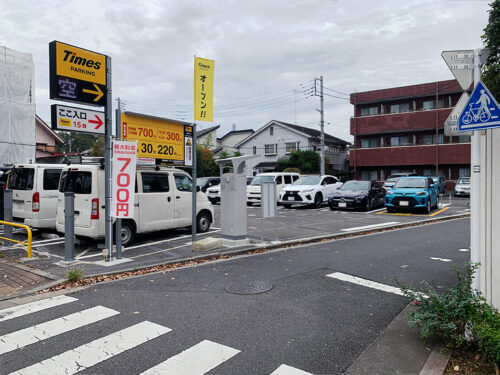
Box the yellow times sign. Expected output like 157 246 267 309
55 41 106 85
121 113 185 161
194 57 214 122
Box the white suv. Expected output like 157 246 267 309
246 172 299 205
279 175 342 208
55 165 214 246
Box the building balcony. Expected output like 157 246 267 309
350 108 453 135
350 143 470 167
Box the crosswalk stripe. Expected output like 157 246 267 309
10 321 171 375
140 339 240 375
0 295 78 323
0 306 119 355
270 364 313 374
326 272 404 296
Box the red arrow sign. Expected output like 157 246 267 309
88 115 103 130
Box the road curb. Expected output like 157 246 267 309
419 345 451 375
3 213 469 300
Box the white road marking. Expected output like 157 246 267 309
123 229 220 251
140 339 240 375
430 257 452 262
270 364 313 375
32 240 65 247
459 248 469 252
11 321 171 375
369 207 387 213
0 306 119 355
341 222 400 232
326 272 404 296
0 295 78 323
30 238 64 245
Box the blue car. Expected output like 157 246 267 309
385 176 438 213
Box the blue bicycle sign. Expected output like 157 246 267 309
458 81 500 131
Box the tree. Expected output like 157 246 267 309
196 145 219 177
276 150 320 174
482 0 500 99
55 132 98 153
90 136 105 156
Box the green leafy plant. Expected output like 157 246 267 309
397 263 485 348
475 304 500 366
66 267 84 282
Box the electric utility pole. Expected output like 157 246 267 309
314 76 325 176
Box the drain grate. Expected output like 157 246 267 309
225 280 273 295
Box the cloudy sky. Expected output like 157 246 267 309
1 0 491 142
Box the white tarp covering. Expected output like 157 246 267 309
0 46 36 165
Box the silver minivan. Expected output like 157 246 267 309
9 164 65 229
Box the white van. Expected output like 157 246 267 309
246 172 300 205
9 164 65 229
55 164 214 246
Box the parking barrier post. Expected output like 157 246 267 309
64 192 75 262
3 189 12 247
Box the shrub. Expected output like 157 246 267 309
475 304 500 366
66 267 84 282
283 168 300 174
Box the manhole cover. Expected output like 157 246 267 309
225 280 273 295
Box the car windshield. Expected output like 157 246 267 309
457 178 470 184
384 177 399 184
340 180 370 190
293 176 320 185
250 176 274 185
196 177 209 186
395 178 427 188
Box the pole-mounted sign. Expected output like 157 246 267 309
51 104 105 134
49 41 107 107
194 57 214 122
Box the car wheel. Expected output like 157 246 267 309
196 211 211 233
313 193 323 208
283 204 291 209
247 202 252 206
426 199 431 213
120 221 135 247
387 206 395 213
365 198 372 211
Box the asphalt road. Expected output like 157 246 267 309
0 218 470 374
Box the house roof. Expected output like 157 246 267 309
36 115 64 144
234 120 351 148
196 125 220 137
254 161 277 169
217 129 254 141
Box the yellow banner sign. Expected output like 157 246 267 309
121 113 185 161
194 57 214 122
55 41 106 85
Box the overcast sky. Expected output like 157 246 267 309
1 0 491 142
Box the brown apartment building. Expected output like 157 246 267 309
350 79 470 188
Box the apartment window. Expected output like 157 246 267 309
390 103 409 113
269 126 274 135
285 142 299 153
390 136 410 147
459 168 470 178
264 144 277 155
360 106 377 116
360 138 377 148
360 170 378 180
423 168 433 176
458 135 471 143
253 146 257 154
422 134 434 145
422 100 434 110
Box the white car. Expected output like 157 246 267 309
208 177 253 205
279 175 342 208
247 172 299 205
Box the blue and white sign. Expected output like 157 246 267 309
458 81 500 131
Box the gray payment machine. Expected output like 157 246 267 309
217 155 255 240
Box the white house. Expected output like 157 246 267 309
235 120 350 176
217 128 255 154
196 125 220 150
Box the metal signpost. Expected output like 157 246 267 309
443 48 490 291
444 92 472 137
49 41 111 261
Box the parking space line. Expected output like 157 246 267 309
124 229 220 251
370 208 386 213
429 207 450 216
430 257 452 262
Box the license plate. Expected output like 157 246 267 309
287 197 295 201
399 201 409 206
339 202 347 208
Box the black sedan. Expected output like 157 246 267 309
329 180 385 211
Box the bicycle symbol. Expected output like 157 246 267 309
462 103 491 124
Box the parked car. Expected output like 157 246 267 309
55 164 214 246
8 164 65 229
0 167 12 220
196 177 220 193
207 177 252 205
329 180 385 211
454 177 470 197
430 176 446 194
382 177 400 192
385 176 438 213
279 175 342 208
246 172 299 205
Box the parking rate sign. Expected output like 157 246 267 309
111 140 137 219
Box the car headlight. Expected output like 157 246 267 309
416 191 426 196
386 191 394 195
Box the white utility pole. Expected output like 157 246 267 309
314 76 325 176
